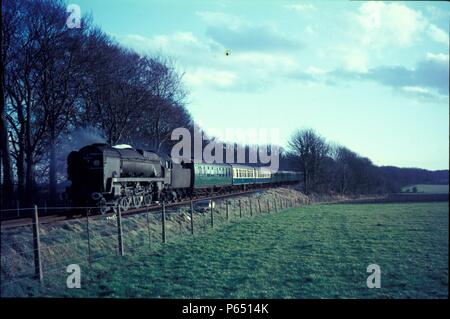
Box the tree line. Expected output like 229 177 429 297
284 128 448 195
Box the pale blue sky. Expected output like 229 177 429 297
73 0 449 170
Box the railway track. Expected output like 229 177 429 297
0 188 263 229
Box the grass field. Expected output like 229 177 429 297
34 202 448 298
401 184 449 194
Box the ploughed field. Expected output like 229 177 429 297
24 202 450 298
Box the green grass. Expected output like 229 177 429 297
34 202 449 298
401 184 449 194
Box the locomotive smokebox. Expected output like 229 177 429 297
66 143 167 208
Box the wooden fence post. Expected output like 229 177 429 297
162 202 166 243
146 212 152 250
249 198 253 217
32 205 43 282
210 201 214 228
190 201 194 235
239 199 242 218
117 206 124 256
226 201 229 221
86 209 92 265
258 198 262 214
267 200 270 213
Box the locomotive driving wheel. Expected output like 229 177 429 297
144 194 153 206
119 196 130 211
98 198 108 215
132 194 143 208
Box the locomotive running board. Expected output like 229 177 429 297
111 177 166 182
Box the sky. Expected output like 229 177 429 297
73 0 449 170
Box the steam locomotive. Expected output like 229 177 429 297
66 143 302 213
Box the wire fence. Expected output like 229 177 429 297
0 194 306 296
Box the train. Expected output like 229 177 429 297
66 143 303 213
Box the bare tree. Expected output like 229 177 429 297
81 42 151 145
0 0 20 207
288 128 330 194
129 56 190 153
4 0 48 204
32 1 91 201
3 0 90 204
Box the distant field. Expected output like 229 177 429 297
402 184 449 194
33 202 448 299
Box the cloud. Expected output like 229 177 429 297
318 2 449 100
426 52 449 63
342 48 369 73
206 24 301 52
197 11 302 52
196 11 243 30
426 5 450 22
226 52 297 71
116 32 211 57
284 51 449 101
354 2 428 48
328 53 449 98
184 68 237 88
427 24 449 46
402 86 431 95
284 3 316 12
352 2 449 49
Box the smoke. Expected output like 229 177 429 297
54 126 107 188
64 126 107 150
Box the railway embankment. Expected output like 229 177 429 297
3 186 445 296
